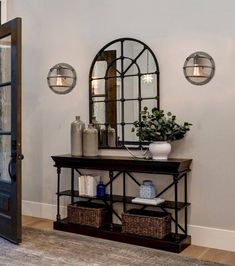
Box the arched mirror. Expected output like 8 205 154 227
89 38 160 148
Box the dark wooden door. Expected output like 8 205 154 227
0 18 22 244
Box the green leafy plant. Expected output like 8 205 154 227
132 107 192 142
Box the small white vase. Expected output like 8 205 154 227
149 141 171 160
83 124 98 156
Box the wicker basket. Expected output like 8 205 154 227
122 209 171 239
67 201 111 228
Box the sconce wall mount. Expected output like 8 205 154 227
183 51 215 85
47 63 77 94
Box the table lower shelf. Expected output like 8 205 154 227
54 218 191 253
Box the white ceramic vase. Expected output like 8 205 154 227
149 141 171 160
83 124 98 156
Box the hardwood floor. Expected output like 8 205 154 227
22 215 235 266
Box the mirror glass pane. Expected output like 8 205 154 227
0 35 11 84
141 74 157 99
136 49 156 74
116 77 122 100
92 61 107 79
124 76 139 99
0 135 11 182
142 99 158 111
124 58 138 76
124 100 139 124
116 101 122 124
124 124 139 144
91 79 105 96
93 100 105 124
123 40 144 59
0 86 11 132
117 125 122 146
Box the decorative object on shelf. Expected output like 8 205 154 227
71 116 85 156
100 127 107 146
83 124 98 156
47 63 77 94
183 51 215 85
132 197 165 206
107 125 116 147
139 180 156 199
92 116 100 145
149 141 171 160
122 209 171 239
132 107 192 160
91 116 100 132
96 180 106 198
67 201 111 228
78 175 99 197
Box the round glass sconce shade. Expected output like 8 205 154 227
183 51 215 85
47 63 77 94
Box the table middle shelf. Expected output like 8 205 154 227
58 190 190 211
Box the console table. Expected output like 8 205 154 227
52 154 192 253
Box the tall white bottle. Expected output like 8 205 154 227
71 116 85 156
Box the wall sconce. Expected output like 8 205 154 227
47 63 77 94
183 51 215 85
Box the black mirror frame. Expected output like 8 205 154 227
89 37 160 149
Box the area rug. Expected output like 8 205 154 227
0 227 226 266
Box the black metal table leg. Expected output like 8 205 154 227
109 170 114 229
184 173 188 236
123 172 126 212
71 168 75 204
56 167 61 222
174 175 179 241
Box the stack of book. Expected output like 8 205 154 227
78 175 99 197
131 197 165 206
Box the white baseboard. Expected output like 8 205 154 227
22 200 235 252
22 200 67 221
189 224 235 252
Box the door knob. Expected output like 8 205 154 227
18 154 24 160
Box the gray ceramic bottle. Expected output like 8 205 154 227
71 116 85 156
92 116 101 145
83 124 98 156
108 125 116 147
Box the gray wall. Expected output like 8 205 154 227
8 0 235 233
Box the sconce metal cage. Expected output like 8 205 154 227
183 51 215 85
47 63 77 94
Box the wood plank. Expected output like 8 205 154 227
22 215 53 230
181 245 209 259
200 248 235 266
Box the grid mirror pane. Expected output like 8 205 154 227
90 38 159 148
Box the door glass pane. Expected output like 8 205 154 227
0 35 11 84
0 86 11 131
0 135 11 182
